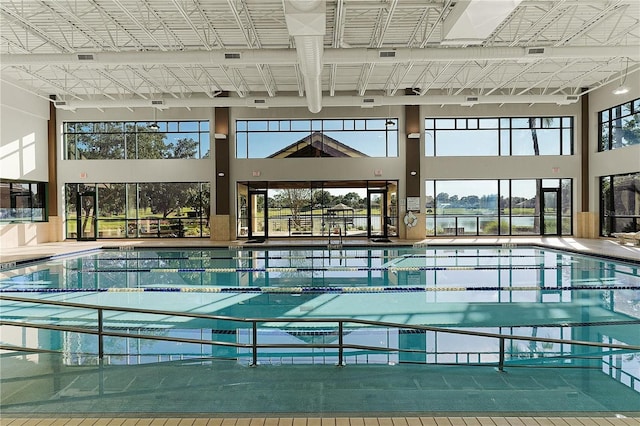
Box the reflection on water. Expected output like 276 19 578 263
1 246 639 414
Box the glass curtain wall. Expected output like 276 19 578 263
236 118 398 159
65 182 210 239
236 181 397 238
601 172 640 236
425 179 572 236
425 116 573 157
64 121 210 160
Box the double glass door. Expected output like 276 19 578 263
239 181 398 239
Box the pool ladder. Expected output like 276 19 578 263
327 226 343 250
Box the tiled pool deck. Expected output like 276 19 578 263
2 236 639 265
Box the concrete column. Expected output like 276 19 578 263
213 103 232 241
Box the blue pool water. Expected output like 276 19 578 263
1 245 639 415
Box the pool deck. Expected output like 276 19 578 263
1 236 639 266
1 237 639 424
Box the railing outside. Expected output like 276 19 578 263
1 295 639 380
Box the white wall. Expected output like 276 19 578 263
588 75 640 214
0 82 52 248
0 81 50 181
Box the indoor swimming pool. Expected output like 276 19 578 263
1 245 639 415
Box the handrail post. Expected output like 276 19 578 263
98 308 104 360
337 321 344 366
498 337 505 372
251 320 258 367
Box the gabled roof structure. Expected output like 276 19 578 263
268 132 368 158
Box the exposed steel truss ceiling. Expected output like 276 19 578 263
1 0 639 111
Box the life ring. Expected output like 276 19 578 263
403 211 418 228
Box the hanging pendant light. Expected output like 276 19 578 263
385 104 395 127
149 107 160 130
612 57 630 95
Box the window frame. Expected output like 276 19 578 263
63 120 210 160
425 116 573 157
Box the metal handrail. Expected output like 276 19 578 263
327 224 343 248
2 294 639 371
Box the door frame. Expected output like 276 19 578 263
76 191 97 241
367 189 388 238
541 187 561 236
248 189 268 239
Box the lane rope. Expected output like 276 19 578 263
1 284 637 294
64 265 574 273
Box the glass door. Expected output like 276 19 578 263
541 188 560 236
248 190 267 239
77 192 97 241
367 190 387 238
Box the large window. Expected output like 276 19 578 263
65 182 210 238
64 121 210 160
601 172 640 236
425 179 572 236
599 98 640 151
0 180 47 222
425 117 573 156
235 119 398 158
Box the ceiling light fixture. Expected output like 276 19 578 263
612 86 630 95
149 107 160 131
385 104 395 126
612 57 630 95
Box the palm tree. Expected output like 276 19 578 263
528 117 541 155
528 117 554 155
529 117 555 233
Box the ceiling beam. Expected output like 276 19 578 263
4 45 638 67
226 0 277 97
53 93 580 111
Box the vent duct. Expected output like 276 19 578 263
224 53 241 59
379 51 396 58
54 101 67 106
253 99 267 108
77 54 95 61
151 100 164 105
361 98 376 108
284 0 325 113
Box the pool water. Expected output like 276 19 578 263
1 245 639 415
